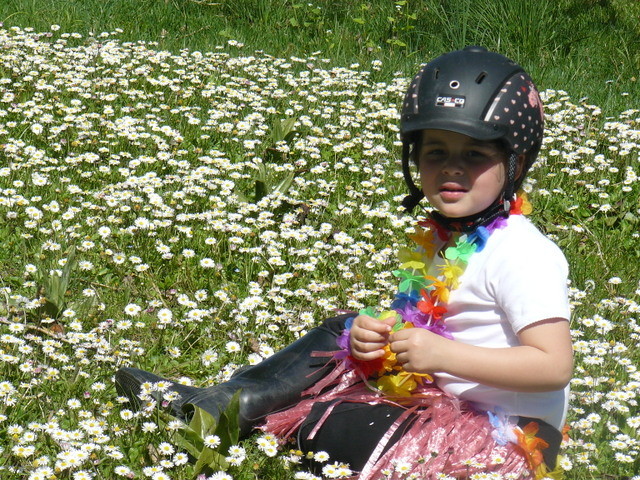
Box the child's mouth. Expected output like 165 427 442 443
439 184 467 200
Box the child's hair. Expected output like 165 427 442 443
399 46 544 212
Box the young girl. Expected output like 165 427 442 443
116 46 573 479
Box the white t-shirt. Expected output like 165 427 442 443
432 215 571 430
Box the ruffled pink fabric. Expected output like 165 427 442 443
262 362 533 479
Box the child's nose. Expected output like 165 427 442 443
441 156 464 175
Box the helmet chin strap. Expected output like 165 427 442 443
428 197 508 233
501 152 519 214
401 141 425 212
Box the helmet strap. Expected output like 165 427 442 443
428 196 508 233
502 152 519 213
401 140 424 212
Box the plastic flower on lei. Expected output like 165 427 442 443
407 225 437 257
417 218 449 241
444 236 477 263
489 411 563 479
334 317 354 358
438 259 465 289
515 421 549 474
425 276 450 303
398 247 429 272
379 343 398 374
417 289 447 321
377 369 433 397
467 225 491 252
487 409 518 446
394 302 425 327
390 290 421 310
393 269 431 293
510 191 533 215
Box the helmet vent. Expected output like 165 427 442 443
449 80 460 89
475 72 488 84
434 68 440 79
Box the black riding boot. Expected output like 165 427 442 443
115 314 350 437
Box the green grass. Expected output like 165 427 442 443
1 0 639 110
0 1 638 479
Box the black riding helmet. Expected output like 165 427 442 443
400 46 544 214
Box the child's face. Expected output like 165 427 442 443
418 129 509 218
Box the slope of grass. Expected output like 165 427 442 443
1 0 639 110
0 3 638 479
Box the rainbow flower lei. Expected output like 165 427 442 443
336 193 532 397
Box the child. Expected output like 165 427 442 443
116 46 573 479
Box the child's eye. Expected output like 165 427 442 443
465 150 491 161
421 148 445 159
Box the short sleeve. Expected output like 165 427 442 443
493 232 570 333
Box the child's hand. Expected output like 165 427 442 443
389 328 447 374
349 314 396 361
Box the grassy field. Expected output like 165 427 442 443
1 0 640 110
0 1 639 479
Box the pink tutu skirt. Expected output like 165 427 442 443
262 363 536 479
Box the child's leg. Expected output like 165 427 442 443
298 405 563 474
297 401 414 471
115 314 351 437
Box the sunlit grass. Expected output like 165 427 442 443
0 24 638 479
1 0 640 111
